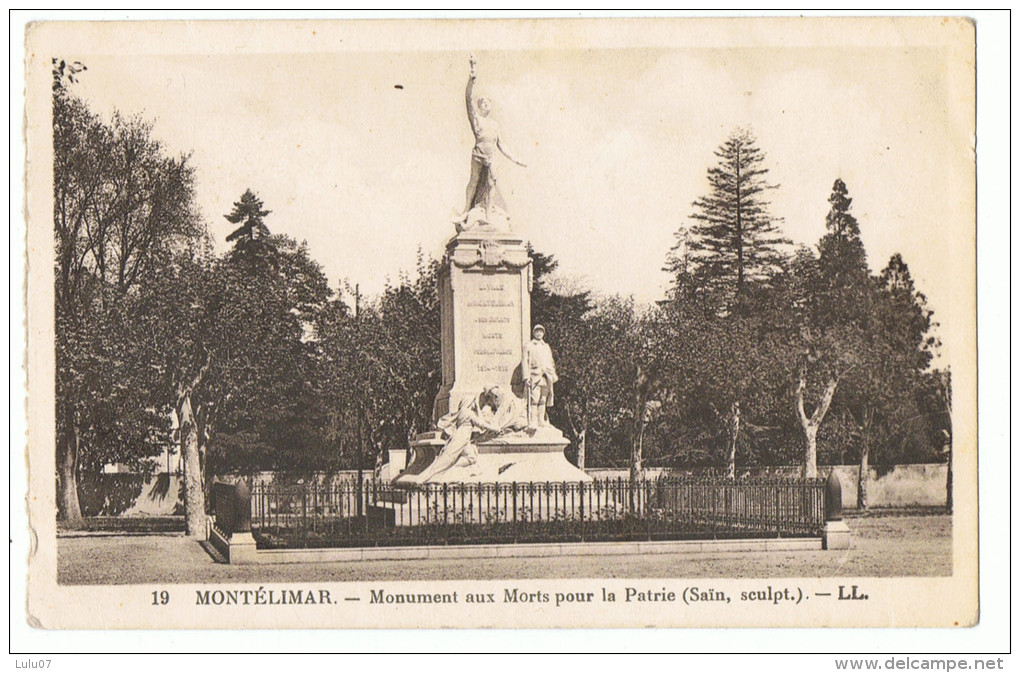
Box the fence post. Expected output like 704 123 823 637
774 482 781 537
356 475 363 519
579 481 585 542
645 478 652 541
443 482 449 527
363 477 370 538
210 480 256 565
822 472 850 550
233 480 251 533
724 480 730 532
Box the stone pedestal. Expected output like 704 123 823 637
432 228 532 421
209 528 259 565
823 520 851 550
388 225 588 486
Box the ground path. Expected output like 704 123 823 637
57 514 951 584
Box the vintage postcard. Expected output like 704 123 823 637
21 16 978 632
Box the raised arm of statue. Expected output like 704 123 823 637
465 54 479 138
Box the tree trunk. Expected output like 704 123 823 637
857 441 870 510
629 422 644 514
576 423 586 471
196 403 214 505
56 406 83 524
176 355 211 538
802 426 818 479
944 433 953 514
726 401 740 479
857 407 874 510
630 424 644 479
795 369 838 480
177 392 206 538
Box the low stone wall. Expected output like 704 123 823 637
243 537 822 564
585 464 948 509
825 464 947 508
72 473 183 517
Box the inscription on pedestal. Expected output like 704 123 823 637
459 271 522 385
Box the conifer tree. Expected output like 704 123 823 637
667 129 789 307
224 189 274 262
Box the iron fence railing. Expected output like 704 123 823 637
245 476 825 549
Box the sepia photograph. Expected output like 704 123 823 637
18 15 985 635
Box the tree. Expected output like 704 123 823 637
134 221 331 535
53 62 202 522
789 181 942 490
659 289 793 476
549 295 636 470
847 253 937 508
666 129 789 309
132 253 214 535
932 369 952 513
658 131 795 476
628 355 662 492
207 230 330 474
316 252 441 472
224 189 273 262
791 180 874 479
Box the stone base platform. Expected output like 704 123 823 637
236 537 824 565
390 427 591 486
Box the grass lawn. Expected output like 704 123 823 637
57 513 951 585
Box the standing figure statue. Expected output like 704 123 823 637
525 324 558 429
455 54 526 230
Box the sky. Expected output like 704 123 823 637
59 21 972 336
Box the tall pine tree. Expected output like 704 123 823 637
224 189 274 263
667 129 789 308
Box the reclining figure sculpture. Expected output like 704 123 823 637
411 385 528 483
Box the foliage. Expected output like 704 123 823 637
224 189 276 264
666 129 790 309
315 251 441 470
54 67 951 502
549 295 640 468
53 62 203 520
134 211 331 476
655 287 796 472
788 181 944 485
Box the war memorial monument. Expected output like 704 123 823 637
388 56 591 487
211 55 842 554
